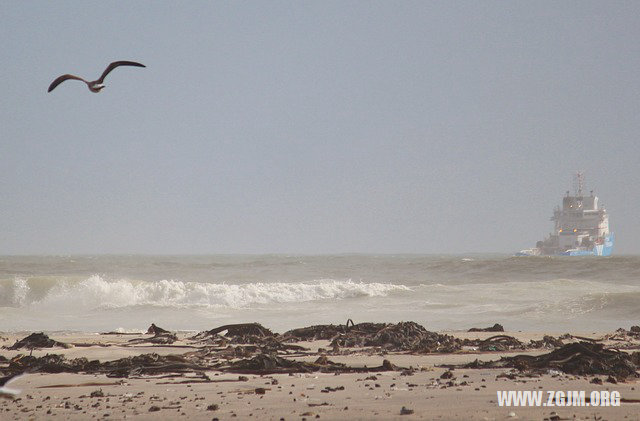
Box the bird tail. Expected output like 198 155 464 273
0 386 21 399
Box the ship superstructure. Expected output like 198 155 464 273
517 173 614 256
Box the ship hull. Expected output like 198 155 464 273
561 233 614 256
524 233 615 257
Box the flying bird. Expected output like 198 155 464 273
48 61 146 93
0 373 24 399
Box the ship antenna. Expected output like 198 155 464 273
575 171 584 197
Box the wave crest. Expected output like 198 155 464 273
1 275 410 310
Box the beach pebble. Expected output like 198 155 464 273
400 406 414 415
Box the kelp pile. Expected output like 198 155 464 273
281 321 354 342
215 353 401 375
6 353 208 378
463 342 640 381
2 322 639 380
127 324 178 345
5 333 71 350
329 321 462 353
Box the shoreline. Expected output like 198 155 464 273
2 323 639 420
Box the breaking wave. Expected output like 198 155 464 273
0 275 411 310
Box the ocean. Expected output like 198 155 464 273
1 255 639 334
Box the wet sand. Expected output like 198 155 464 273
1 329 639 420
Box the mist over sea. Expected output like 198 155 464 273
1 255 639 334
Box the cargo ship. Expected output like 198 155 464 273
516 173 614 256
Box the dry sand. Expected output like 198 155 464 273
1 330 639 420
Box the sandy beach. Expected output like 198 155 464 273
4 0 640 418
1 323 639 420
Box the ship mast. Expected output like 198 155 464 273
574 171 585 197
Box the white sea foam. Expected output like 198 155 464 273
0 278 30 306
5 275 411 310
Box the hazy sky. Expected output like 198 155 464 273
2 1 640 254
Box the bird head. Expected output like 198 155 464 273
89 83 106 93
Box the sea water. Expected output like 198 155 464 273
1 255 639 333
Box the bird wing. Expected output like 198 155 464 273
0 373 24 387
97 61 146 83
0 373 23 399
48 74 87 92
0 386 21 399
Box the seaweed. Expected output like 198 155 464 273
6 333 71 350
468 323 504 332
330 321 462 353
462 342 639 380
128 324 178 345
217 352 402 375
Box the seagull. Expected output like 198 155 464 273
48 61 146 93
0 373 24 399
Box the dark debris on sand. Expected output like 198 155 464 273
3 349 401 378
329 321 462 353
3 321 639 380
461 333 568 352
468 323 504 332
282 323 352 342
127 324 178 345
6 352 208 378
462 342 640 381
6 333 71 350
190 322 309 356
216 352 402 375
191 323 275 345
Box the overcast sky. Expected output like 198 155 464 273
2 1 639 254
